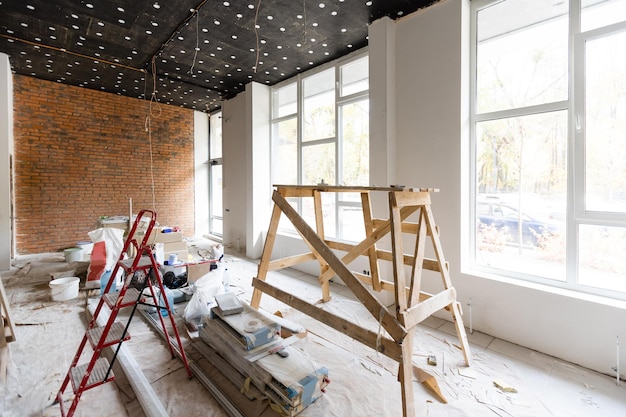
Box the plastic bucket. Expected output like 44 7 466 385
64 247 84 263
76 241 93 255
49 277 80 301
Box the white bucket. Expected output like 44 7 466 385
64 247 84 263
49 277 80 301
76 241 93 255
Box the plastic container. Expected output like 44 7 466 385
76 241 93 255
64 247 84 263
100 270 116 295
158 287 175 317
49 277 80 301
222 268 230 292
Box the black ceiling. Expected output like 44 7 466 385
0 0 437 112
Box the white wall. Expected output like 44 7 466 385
193 111 209 237
222 82 271 258
383 0 626 376
222 92 248 254
0 53 12 270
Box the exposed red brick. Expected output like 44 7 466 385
13 75 197 254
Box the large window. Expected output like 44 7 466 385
209 111 223 237
471 0 626 298
271 52 369 242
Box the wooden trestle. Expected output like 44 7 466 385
250 185 472 417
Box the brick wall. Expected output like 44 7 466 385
13 75 197 254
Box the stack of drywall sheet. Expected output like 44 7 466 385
199 301 329 416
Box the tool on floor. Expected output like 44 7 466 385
54 209 192 417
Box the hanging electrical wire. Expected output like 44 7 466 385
253 0 262 73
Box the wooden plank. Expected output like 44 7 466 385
392 190 431 208
274 184 407 193
408 209 427 308
270 190 407 343
389 192 409 315
252 278 403 362
402 288 457 329
361 191 382 292
376 249 442 272
318 205 419 284
0 279 15 343
251 202 283 309
268 253 317 271
313 190 332 302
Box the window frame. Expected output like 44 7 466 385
469 0 626 300
270 49 369 241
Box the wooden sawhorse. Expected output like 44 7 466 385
250 185 472 417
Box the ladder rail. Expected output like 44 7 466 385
55 209 192 417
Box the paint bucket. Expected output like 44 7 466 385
49 277 80 301
64 247 84 263
76 241 93 255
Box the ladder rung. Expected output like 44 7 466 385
118 256 154 271
103 287 141 309
70 357 114 393
87 321 131 349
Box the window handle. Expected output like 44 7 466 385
576 114 582 131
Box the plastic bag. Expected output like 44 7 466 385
86 227 125 289
183 273 221 325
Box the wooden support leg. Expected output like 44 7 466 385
451 301 473 366
398 329 416 417
251 202 282 309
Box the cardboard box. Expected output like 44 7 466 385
163 241 188 253
146 227 184 244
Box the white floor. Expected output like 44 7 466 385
1 247 625 417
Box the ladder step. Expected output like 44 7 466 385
103 287 141 309
87 321 131 349
118 256 153 272
70 357 114 393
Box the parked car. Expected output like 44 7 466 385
477 200 560 246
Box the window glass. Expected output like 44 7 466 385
476 0 568 113
303 68 335 142
475 111 567 280
579 224 626 292
581 0 626 32
272 117 298 184
340 99 369 186
340 56 369 96
302 143 335 185
272 82 297 118
584 29 626 213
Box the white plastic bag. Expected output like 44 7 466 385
85 227 125 289
183 273 221 325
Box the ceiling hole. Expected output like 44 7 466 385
97 21 104 26
117 7 124 12
152 21 158 27
119 19 125 24
153 2 161 9
71 14 79 18
26 5 34 10
319 3 325 8
124 36 131 40
86 3 94 9
72 25 79 29
21 23 28 27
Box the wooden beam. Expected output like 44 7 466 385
268 253 317 271
270 190 408 343
252 278 402 362
402 288 457 329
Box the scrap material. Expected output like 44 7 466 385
199 299 329 416
413 365 447 404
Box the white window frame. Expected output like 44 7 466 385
470 0 626 300
270 49 369 241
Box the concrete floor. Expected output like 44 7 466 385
1 245 625 417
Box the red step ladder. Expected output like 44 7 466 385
55 209 192 417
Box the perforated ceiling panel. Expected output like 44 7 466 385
0 0 438 112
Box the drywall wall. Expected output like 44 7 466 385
390 0 626 376
221 91 248 255
194 111 210 237
0 53 12 270
245 82 271 259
